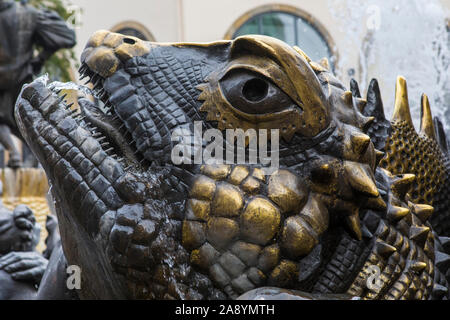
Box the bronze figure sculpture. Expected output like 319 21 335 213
0 195 50 300
14 31 450 300
0 0 76 167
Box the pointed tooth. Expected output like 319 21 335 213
105 147 114 153
439 236 450 252
365 79 385 117
344 162 379 197
392 76 414 127
387 206 410 222
391 174 415 199
435 251 450 270
365 196 387 211
361 116 375 132
413 204 434 223
342 91 353 106
419 94 437 140
58 94 68 103
409 226 430 247
375 240 397 259
350 79 361 98
410 261 427 273
346 213 362 241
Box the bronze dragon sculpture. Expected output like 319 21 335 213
14 31 450 300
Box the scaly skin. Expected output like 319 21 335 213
15 31 450 299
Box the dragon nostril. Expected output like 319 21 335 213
242 78 268 102
123 38 136 45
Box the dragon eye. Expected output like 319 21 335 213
220 69 296 114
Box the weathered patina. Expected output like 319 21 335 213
15 31 450 300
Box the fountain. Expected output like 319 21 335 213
0 168 51 253
328 0 450 136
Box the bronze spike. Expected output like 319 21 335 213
356 98 367 112
360 115 375 133
345 213 362 241
365 196 387 211
410 261 427 273
351 132 371 156
419 94 437 140
392 76 414 126
350 79 361 98
409 226 430 247
387 206 410 222
344 162 379 197
375 240 397 259
413 204 434 223
391 174 415 199
342 91 353 106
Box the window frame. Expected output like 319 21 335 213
224 4 338 67
110 20 156 42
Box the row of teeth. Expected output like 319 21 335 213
77 63 150 168
51 86 137 169
79 63 110 108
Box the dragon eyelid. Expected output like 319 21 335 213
223 59 303 110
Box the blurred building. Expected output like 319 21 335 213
70 0 449 87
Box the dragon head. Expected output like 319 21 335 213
15 31 446 300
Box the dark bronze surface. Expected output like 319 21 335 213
14 31 450 300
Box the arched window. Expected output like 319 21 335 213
225 5 336 68
111 21 155 41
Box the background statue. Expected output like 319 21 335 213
0 203 47 299
0 0 76 167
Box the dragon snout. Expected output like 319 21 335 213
81 30 150 78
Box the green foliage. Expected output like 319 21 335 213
16 0 82 82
